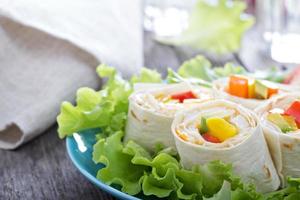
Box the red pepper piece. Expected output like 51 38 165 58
284 66 300 84
285 101 300 124
202 133 221 143
171 91 197 103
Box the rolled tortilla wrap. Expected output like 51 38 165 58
213 77 297 110
171 100 280 193
256 93 300 186
124 82 213 152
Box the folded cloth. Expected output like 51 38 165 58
0 0 143 149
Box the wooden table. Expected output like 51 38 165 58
0 31 281 200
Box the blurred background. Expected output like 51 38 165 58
144 0 300 70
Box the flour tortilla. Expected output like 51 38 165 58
171 100 280 193
124 82 213 152
256 92 300 186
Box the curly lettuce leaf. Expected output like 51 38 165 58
93 130 262 199
142 168 179 198
57 64 162 138
160 0 254 54
58 60 295 199
93 131 147 195
262 177 300 200
204 181 231 200
57 88 114 138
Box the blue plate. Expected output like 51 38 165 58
66 129 157 200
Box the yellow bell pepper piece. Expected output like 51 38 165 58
206 117 237 142
283 115 298 131
248 79 255 99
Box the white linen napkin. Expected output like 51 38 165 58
0 0 143 149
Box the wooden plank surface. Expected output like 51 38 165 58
0 30 274 199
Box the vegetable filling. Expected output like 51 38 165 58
267 100 300 133
228 75 278 99
199 117 238 143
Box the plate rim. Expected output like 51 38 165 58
66 136 141 200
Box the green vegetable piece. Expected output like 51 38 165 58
199 117 208 134
254 80 268 99
267 113 296 133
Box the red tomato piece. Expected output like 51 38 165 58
171 91 197 103
202 133 221 143
284 66 300 84
285 101 300 124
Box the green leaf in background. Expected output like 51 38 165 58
160 0 254 54
170 55 246 84
130 67 162 84
214 63 246 77
252 66 288 83
178 55 215 81
169 55 285 85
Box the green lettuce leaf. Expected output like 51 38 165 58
166 68 212 88
178 55 215 81
252 66 288 83
57 64 130 138
160 0 254 54
169 55 285 86
203 181 231 200
130 67 162 84
214 63 246 77
262 177 300 200
93 131 147 195
57 64 163 138
93 130 263 199
167 55 246 85
58 61 295 199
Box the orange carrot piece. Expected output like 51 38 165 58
228 75 248 98
268 87 278 98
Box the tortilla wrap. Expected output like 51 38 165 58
256 92 300 186
171 99 280 193
124 82 213 152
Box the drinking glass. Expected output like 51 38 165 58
257 0 300 64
